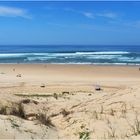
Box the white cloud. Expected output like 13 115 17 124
97 12 117 19
64 8 117 19
82 12 94 19
0 6 31 19
64 8 95 19
82 11 117 19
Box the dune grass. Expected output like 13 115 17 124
14 94 52 98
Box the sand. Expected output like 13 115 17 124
0 64 140 139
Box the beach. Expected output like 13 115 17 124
0 64 140 139
1 0 140 139
0 64 140 94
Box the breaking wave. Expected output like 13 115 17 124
0 51 139 65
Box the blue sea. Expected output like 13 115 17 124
0 45 140 65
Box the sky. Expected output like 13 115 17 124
0 1 140 45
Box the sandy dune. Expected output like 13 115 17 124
0 64 140 139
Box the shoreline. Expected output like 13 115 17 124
0 63 140 66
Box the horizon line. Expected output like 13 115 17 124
0 44 140 46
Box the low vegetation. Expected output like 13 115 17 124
79 131 90 140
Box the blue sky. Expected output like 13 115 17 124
0 1 140 45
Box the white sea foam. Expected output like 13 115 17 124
86 55 122 59
26 54 122 61
47 62 137 65
0 51 129 58
118 57 140 62
0 51 139 65
75 51 130 55
26 56 57 61
0 53 28 57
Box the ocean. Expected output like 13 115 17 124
0 45 140 65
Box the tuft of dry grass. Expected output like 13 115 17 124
106 119 117 139
127 112 140 136
61 109 71 117
36 113 54 127
79 131 90 140
15 94 52 98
